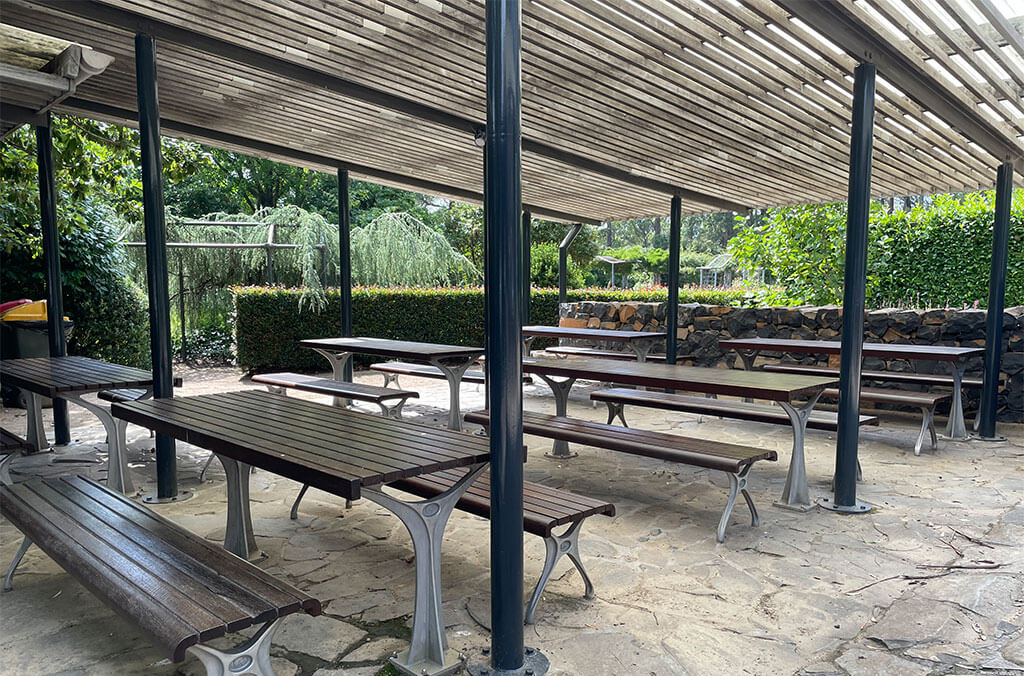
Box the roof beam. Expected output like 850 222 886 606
60 97 601 225
777 0 1024 170
37 0 749 213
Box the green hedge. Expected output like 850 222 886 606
233 285 748 372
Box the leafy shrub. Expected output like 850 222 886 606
530 242 585 288
172 325 234 365
729 191 1024 308
1 211 150 368
233 285 750 372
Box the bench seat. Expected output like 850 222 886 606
544 346 666 362
465 410 775 542
762 363 985 388
590 388 879 431
369 361 533 386
98 376 185 404
389 467 615 624
0 475 321 673
250 372 418 416
818 387 951 455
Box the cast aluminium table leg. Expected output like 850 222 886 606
62 390 142 495
312 348 354 406
538 374 579 458
361 463 487 676
776 392 823 509
21 389 48 452
737 349 758 371
943 363 970 440
218 455 260 560
428 357 474 432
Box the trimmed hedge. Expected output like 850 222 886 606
233 285 748 372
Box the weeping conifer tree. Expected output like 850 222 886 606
351 212 480 287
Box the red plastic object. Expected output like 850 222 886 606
0 299 32 315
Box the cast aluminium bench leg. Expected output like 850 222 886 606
915 405 939 456
361 463 487 676
717 465 758 543
0 453 15 485
3 535 32 591
218 455 260 560
62 391 140 495
526 519 595 625
538 374 579 458
188 616 284 676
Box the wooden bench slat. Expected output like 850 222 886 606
369 362 532 384
1 427 32 452
465 410 774 473
544 346 667 361
389 467 615 538
590 388 879 430
821 387 951 407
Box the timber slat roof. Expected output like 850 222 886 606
5 0 1023 221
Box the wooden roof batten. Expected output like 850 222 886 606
776 0 1024 172
38 0 749 215
15 0 1024 219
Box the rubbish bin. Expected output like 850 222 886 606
1 300 74 407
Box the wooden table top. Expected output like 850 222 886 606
522 326 666 342
718 338 984 362
299 336 484 361
112 390 491 500
522 357 837 401
0 356 155 398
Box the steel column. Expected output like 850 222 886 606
34 114 70 445
521 209 531 324
828 63 875 514
666 196 682 366
135 34 177 499
978 163 1013 439
338 168 353 382
558 223 583 305
481 0 531 672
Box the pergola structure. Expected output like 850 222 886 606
3 1 1022 673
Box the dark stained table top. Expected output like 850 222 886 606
718 337 984 362
299 336 484 361
523 326 666 342
523 357 837 401
112 390 491 500
0 356 155 398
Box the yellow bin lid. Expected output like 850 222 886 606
0 300 70 322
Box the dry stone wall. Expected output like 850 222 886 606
558 302 1024 422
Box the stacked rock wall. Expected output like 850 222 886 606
558 302 1024 422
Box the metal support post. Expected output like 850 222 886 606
471 0 546 673
978 163 1013 440
522 209 531 324
666 196 682 366
558 223 582 306
823 62 875 515
338 169 353 383
135 34 179 501
35 115 70 445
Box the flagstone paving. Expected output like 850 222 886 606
1 365 1021 675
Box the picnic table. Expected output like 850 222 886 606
113 389 491 676
521 357 838 507
300 337 484 431
0 356 160 493
522 325 666 361
718 337 985 439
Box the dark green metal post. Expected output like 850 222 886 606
35 115 70 445
136 34 177 499
522 209 531 324
978 163 1013 439
828 62 875 514
666 196 682 365
558 223 582 305
338 168 353 382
